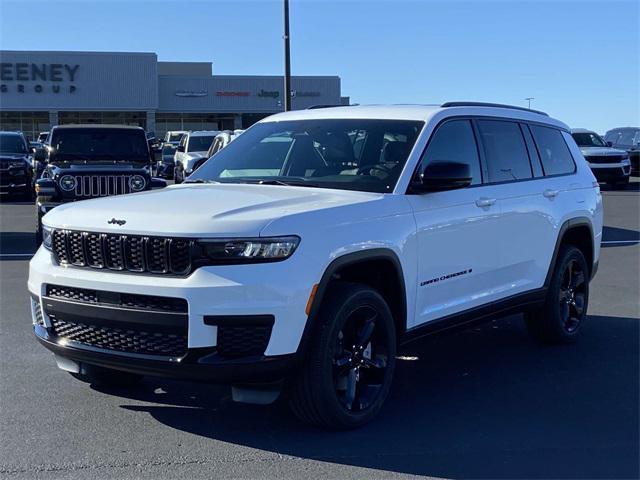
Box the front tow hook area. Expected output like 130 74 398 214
231 381 284 405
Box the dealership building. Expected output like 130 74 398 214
0 50 345 139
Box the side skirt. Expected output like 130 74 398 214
400 288 547 345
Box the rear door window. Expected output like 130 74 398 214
529 125 576 176
476 120 532 183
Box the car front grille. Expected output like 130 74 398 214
50 316 188 357
51 229 193 275
585 155 628 164
72 175 133 197
45 284 188 313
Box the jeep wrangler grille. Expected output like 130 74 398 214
51 229 193 275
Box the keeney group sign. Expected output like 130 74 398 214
0 63 79 94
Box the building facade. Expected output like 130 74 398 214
0 51 344 139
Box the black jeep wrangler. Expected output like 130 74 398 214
34 125 165 244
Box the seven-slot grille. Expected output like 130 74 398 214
72 175 133 197
51 229 192 275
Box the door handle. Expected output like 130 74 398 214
543 189 559 198
475 197 496 208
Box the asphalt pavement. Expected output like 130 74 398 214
0 181 638 479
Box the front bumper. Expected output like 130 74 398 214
29 247 316 381
34 324 295 383
588 162 631 182
0 171 29 195
156 162 175 179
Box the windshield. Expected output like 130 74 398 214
0 134 28 154
49 128 150 162
189 119 424 193
169 133 184 142
187 136 215 152
572 132 606 147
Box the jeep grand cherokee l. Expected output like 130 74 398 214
571 128 631 187
29 103 603 429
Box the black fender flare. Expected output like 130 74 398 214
544 216 596 286
295 248 407 360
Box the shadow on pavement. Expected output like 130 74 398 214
0 231 36 256
101 314 638 479
602 226 640 248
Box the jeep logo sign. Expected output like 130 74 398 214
0 63 79 94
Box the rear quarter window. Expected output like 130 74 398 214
529 125 576 176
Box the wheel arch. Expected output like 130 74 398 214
296 248 408 358
545 217 596 286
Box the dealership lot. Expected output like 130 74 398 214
0 182 638 479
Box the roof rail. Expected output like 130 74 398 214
441 101 549 117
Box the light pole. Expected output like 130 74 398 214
525 97 534 109
283 0 291 111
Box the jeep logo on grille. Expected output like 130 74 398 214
107 218 126 226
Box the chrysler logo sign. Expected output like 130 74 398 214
0 62 79 94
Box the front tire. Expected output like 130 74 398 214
525 245 589 343
289 282 396 429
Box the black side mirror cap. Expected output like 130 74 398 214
411 161 472 193
150 178 167 189
35 178 56 197
177 145 185 152
606 141 613 147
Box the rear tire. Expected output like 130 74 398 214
289 282 396 429
70 366 143 388
525 245 589 344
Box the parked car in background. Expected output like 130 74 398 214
155 143 177 179
604 127 640 174
0 131 34 199
29 103 603 429
571 129 631 187
34 124 166 244
37 132 49 143
163 130 187 145
191 130 245 173
174 130 218 183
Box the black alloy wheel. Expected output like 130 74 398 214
558 257 587 334
525 245 589 343
332 304 390 412
289 282 396 429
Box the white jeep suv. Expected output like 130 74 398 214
29 103 603 429
174 130 219 183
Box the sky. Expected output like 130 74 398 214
0 0 638 133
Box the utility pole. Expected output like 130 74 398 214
525 97 534 109
283 0 291 111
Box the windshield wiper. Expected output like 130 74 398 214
235 178 321 188
184 178 219 184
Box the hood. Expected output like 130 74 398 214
42 183 383 237
579 146 628 157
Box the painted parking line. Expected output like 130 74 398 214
601 240 639 245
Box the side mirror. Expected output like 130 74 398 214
150 178 167 189
412 161 472 193
35 178 56 197
177 145 185 152
30 147 37 154
34 148 47 162
606 141 613 147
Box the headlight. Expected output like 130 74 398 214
621 158 630 165
42 225 53 250
129 175 146 191
59 175 77 191
197 236 300 264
